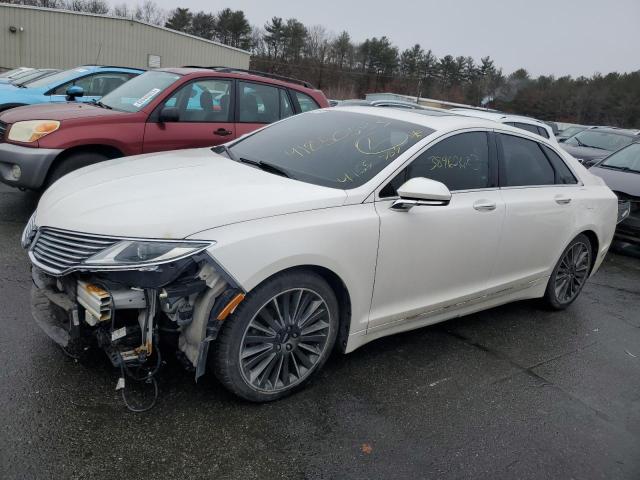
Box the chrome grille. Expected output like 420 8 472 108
0 121 6 141
30 228 119 275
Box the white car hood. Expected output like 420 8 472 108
36 148 347 238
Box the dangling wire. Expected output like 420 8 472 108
119 360 159 413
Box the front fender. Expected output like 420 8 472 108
188 203 380 336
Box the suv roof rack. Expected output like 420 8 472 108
182 66 314 89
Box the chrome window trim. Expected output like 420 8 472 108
499 183 583 190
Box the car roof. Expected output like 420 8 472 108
158 67 318 92
587 127 638 137
333 105 517 132
452 108 548 127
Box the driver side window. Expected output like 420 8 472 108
160 79 232 122
380 132 491 197
53 73 132 96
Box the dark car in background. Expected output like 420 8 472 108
589 142 640 244
560 127 638 166
557 124 592 142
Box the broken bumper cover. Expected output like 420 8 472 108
28 252 242 380
0 142 61 189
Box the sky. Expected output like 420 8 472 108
149 0 640 78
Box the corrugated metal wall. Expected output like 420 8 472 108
0 4 250 70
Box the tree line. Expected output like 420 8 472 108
3 0 639 128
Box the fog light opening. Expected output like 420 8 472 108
11 164 21 180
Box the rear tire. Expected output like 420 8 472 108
212 270 339 402
543 234 592 310
44 152 110 190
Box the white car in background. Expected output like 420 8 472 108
24 107 617 403
451 108 557 142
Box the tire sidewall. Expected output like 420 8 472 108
45 152 109 189
212 270 339 402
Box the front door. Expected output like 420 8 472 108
143 78 235 153
369 131 505 329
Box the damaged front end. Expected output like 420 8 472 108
24 219 242 408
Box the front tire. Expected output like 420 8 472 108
44 151 110 190
212 270 339 402
544 234 592 310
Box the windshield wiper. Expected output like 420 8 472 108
92 100 112 110
601 164 637 173
239 157 291 178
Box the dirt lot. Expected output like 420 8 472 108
1 183 639 479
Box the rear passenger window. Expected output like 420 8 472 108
293 91 320 112
537 126 550 138
541 145 578 184
500 134 555 187
239 81 280 123
280 89 294 119
380 132 490 197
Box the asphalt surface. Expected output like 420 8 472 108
1 183 639 480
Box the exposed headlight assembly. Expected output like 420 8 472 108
8 120 60 143
21 211 37 248
85 240 213 267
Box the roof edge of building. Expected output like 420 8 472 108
1 3 251 56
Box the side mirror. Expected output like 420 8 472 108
391 177 451 211
66 85 84 101
159 106 180 123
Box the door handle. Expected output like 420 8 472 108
555 196 572 205
473 200 496 211
214 128 232 136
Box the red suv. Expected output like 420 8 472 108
0 67 329 190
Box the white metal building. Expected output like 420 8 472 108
0 4 250 71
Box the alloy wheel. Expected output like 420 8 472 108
239 288 331 393
554 241 591 303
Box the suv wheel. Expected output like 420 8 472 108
212 271 338 402
544 234 592 310
44 151 109 189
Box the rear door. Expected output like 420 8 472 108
493 132 582 287
234 81 295 138
142 78 235 153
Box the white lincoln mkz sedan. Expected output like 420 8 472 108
24 107 618 403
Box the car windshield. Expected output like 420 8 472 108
0 68 26 78
100 71 181 112
13 70 57 86
26 67 93 88
600 143 640 173
227 110 434 189
565 130 634 151
560 126 585 137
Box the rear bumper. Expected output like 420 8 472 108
0 142 61 189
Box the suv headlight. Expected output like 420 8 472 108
8 120 60 143
85 240 213 266
21 211 37 248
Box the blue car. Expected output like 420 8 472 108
0 65 144 112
